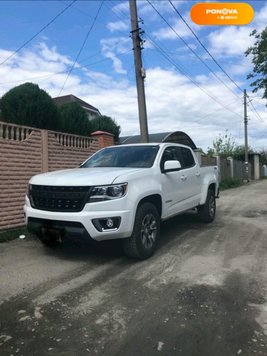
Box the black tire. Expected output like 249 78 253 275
197 189 216 223
123 202 160 260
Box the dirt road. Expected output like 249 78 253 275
1 180 267 355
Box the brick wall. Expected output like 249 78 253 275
0 122 114 231
90 131 114 149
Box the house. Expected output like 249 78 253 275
53 94 101 120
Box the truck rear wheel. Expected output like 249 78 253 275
123 202 160 260
197 189 216 223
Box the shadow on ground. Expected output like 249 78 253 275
38 210 205 262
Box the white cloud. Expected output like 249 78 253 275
151 9 200 41
107 20 129 33
138 0 186 17
100 37 131 74
111 1 129 17
208 3 267 59
0 43 266 151
38 43 72 65
100 37 130 55
254 3 267 28
208 26 253 58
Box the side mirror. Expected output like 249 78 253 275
163 160 181 173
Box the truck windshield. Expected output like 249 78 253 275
80 145 159 168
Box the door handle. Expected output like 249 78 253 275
195 172 201 177
181 175 187 181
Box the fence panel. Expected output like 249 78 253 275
219 158 231 181
201 155 217 166
0 122 109 231
0 123 42 230
48 132 99 171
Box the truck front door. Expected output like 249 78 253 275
160 146 201 219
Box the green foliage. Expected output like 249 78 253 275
0 227 32 243
207 130 253 159
232 144 254 160
90 115 121 142
207 130 237 157
259 148 267 164
0 82 59 130
245 27 267 103
0 83 121 139
219 178 243 191
58 102 91 136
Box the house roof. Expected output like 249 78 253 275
119 131 197 150
53 94 101 115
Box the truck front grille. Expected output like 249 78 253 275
29 185 90 212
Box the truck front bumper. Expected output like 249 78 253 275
24 198 133 242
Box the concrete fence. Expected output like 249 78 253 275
0 122 114 231
197 152 261 182
0 122 263 232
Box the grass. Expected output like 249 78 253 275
219 178 243 191
0 226 32 243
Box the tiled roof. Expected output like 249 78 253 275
53 94 101 114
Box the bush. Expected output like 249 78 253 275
0 82 60 130
90 115 121 142
219 178 243 190
58 102 91 136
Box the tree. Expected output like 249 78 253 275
207 130 253 159
0 82 59 130
58 102 91 136
90 115 121 142
207 130 237 157
245 27 267 103
259 148 267 164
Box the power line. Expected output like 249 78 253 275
146 33 242 119
168 0 244 93
0 0 77 67
57 1 104 96
247 96 266 123
147 0 240 100
103 0 243 113
100 0 242 119
0 51 101 86
0 49 131 88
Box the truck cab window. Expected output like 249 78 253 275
180 147 195 168
160 147 177 171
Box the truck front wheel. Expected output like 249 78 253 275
123 202 160 260
197 189 216 223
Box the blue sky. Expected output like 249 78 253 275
0 0 266 150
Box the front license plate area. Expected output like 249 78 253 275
42 228 61 241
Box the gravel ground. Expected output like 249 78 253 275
0 180 267 356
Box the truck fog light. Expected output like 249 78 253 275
106 218 114 228
92 217 121 232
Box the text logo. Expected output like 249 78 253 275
190 3 254 26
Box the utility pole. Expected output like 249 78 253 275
129 0 149 143
244 89 249 182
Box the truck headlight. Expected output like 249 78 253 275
27 184 32 199
88 183 127 202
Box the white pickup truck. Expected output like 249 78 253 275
25 143 219 259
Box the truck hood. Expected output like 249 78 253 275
29 167 143 186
